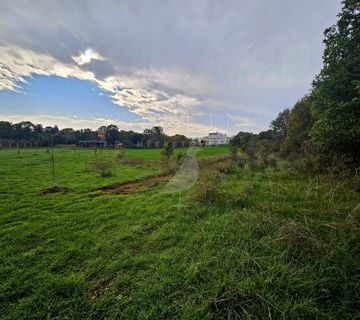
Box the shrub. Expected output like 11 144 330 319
95 160 114 177
161 143 175 172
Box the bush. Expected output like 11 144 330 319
161 143 175 172
286 154 321 175
95 160 114 177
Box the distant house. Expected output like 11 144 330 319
97 127 107 141
114 141 123 148
78 140 106 147
207 132 230 146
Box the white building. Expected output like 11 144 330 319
207 132 230 146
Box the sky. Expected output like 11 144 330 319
0 0 342 137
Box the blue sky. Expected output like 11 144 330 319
0 0 342 136
0 75 141 122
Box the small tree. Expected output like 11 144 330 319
161 142 174 170
161 142 174 160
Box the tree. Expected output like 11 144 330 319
106 124 119 147
311 0 360 165
271 108 290 139
230 131 256 150
282 95 314 155
161 141 174 159
0 121 13 139
143 126 165 148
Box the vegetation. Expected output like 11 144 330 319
311 0 360 165
0 123 190 149
0 147 359 319
231 0 360 170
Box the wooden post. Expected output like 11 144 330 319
50 135 56 187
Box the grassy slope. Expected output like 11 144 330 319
0 148 359 319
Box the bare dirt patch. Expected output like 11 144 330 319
42 186 70 195
100 174 172 195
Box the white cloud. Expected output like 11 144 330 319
72 48 105 66
0 45 95 91
0 43 204 127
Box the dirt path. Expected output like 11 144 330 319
100 174 172 195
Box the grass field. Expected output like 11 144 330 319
0 147 359 319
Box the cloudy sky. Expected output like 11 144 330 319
0 0 341 136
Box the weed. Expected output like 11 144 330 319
194 171 223 204
280 220 323 259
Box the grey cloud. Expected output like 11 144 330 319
0 0 342 133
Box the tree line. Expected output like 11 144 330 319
0 121 190 149
231 0 360 170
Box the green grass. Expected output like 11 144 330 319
0 148 359 319
122 146 229 160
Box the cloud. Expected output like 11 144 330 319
72 48 105 65
0 0 342 135
0 44 95 91
0 43 204 125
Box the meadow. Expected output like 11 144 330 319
0 146 359 319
